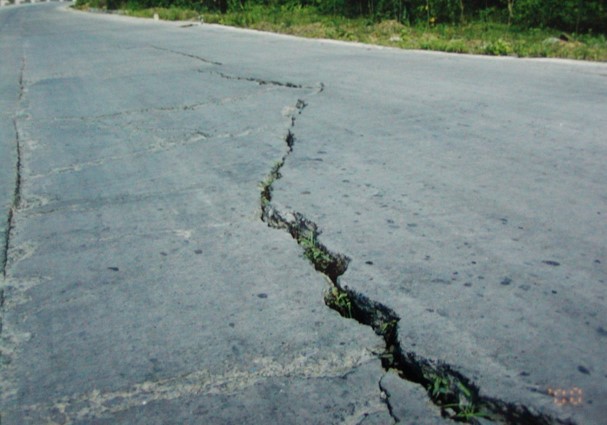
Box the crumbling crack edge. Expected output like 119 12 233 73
259 99 574 425
213 71 303 89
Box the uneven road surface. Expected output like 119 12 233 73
1 3 606 424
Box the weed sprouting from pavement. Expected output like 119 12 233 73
431 375 452 399
324 286 353 318
422 374 491 422
260 160 283 206
299 230 333 272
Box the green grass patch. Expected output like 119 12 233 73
202 6 606 61
73 1 200 21
74 1 607 61
124 7 200 21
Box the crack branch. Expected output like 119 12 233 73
54 101 215 122
149 45 222 66
15 352 373 425
378 373 399 424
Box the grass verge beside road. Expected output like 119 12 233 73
74 3 607 61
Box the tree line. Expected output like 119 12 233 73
112 0 607 33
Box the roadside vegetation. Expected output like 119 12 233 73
73 0 607 61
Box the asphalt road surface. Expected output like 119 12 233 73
1 3 606 424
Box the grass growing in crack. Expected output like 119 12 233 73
443 401 488 421
269 161 282 176
448 383 489 422
262 161 283 188
325 286 352 318
426 376 489 423
299 230 332 272
260 161 283 206
378 319 398 336
379 345 396 367
431 375 451 399
457 404 489 421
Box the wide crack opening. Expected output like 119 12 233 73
260 97 569 424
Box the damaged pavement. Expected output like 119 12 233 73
1 3 606 424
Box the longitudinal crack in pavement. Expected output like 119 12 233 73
1 121 21 280
259 94 573 424
2 57 25 279
1 55 25 382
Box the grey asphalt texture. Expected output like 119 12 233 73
0 3 606 425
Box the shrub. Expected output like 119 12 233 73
484 37 512 55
